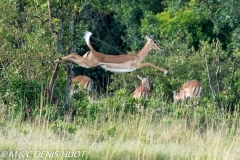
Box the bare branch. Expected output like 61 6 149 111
215 40 220 92
48 63 60 107
205 55 219 108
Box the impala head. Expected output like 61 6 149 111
173 90 181 104
138 75 150 90
145 35 163 51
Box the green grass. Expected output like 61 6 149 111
0 96 240 160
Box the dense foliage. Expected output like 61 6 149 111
0 0 240 121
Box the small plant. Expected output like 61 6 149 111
50 120 78 134
106 126 116 137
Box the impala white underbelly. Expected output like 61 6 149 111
100 65 136 73
78 64 92 68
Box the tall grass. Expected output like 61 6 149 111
0 93 240 160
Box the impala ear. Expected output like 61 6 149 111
150 35 154 40
145 35 150 40
146 75 149 80
137 75 142 80
173 90 176 95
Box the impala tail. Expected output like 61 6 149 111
83 31 95 51
193 85 202 97
85 79 93 92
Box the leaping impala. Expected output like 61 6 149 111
46 31 168 74
133 75 151 99
173 80 202 105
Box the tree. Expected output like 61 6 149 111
0 0 55 109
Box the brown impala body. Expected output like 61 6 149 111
70 75 93 96
47 31 168 74
173 80 202 104
133 75 150 99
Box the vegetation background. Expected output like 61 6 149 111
0 0 240 159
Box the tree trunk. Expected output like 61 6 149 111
64 10 78 114
47 0 54 33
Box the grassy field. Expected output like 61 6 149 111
0 97 240 160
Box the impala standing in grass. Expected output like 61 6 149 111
133 75 151 99
70 75 93 96
173 80 202 105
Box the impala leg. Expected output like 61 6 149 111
135 62 168 74
55 53 83 63
47 53 80 63
47 53 94 67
